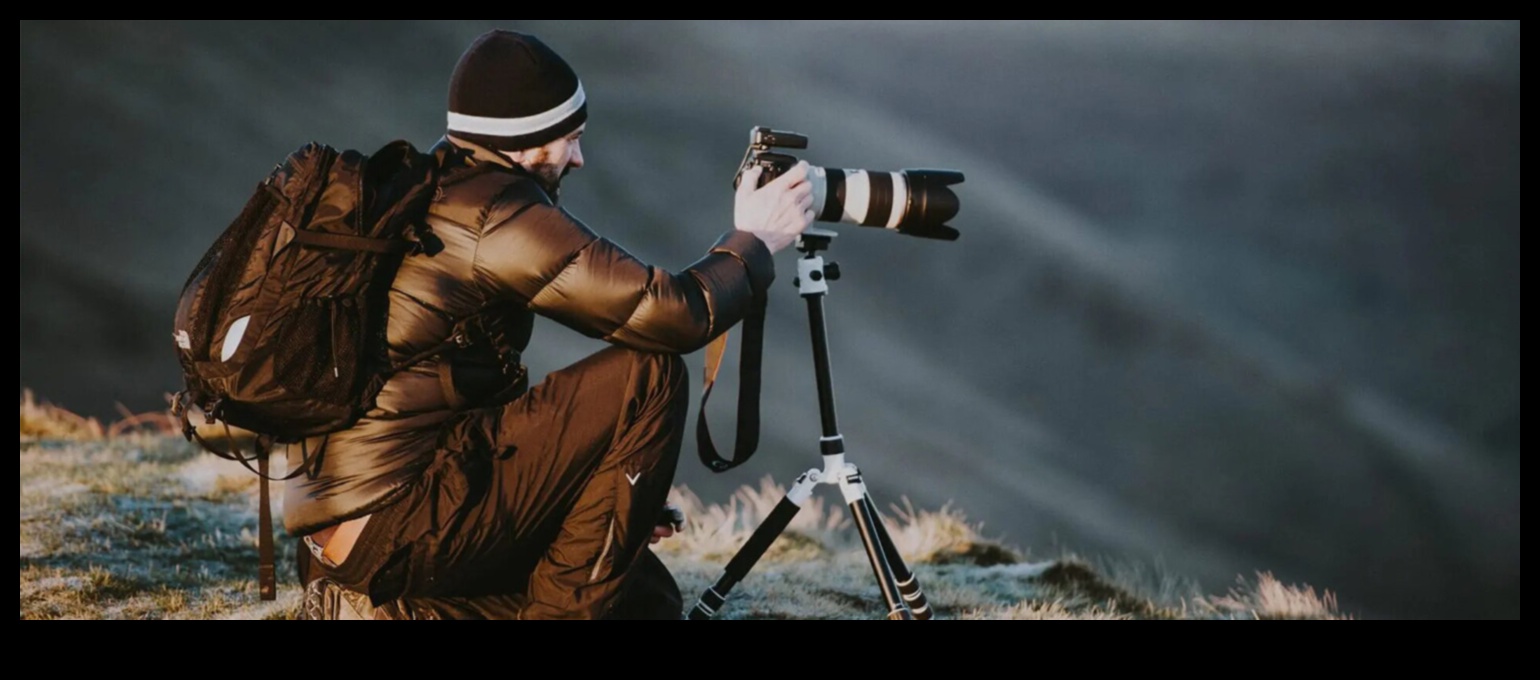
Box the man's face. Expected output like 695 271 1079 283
514 124 585 199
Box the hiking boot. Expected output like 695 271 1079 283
303 578 381 621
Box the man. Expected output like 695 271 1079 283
293 29 815 620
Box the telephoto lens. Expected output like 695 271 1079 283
809 167 963 241
735 126 964 241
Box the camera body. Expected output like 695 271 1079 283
733 126 964 242
733 127 812 189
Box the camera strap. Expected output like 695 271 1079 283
696 291 766 473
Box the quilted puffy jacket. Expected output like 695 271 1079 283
283 136 774 535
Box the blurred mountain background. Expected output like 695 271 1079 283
19 20 1519 619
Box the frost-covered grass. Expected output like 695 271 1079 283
19 395 1349 620
20 435 304 620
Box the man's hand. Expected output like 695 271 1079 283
735 162 816 255
650 525 676 545
651 503 685 545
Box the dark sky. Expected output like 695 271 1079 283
19 20 1519 619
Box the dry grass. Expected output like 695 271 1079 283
18 392 1351 621
20 390 106 441
660 478 851 563
960 600 1135 621
660 478 1020 567
882 497 1020 566
1198 573 1349 620
20 391 178 442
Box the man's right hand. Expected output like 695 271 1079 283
735 162 816 255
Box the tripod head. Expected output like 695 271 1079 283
796 227 839 255
794 228 843 295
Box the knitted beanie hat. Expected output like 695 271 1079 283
446 30 587 151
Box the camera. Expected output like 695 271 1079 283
732 126 964 241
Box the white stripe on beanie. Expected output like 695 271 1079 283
447 82 586 138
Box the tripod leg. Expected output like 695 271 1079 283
843 471 915 620
690 473 815 620
868 495 934 620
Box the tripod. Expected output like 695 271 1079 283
689 228 933 621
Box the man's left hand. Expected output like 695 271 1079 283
652 503 685 544
650 525 676 545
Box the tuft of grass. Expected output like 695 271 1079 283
1198 572 1349 621
20 390 178 442
21 390 105 441
881 497 1019 566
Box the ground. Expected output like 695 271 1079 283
19 393 1346 620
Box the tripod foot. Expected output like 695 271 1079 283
896 573 933 621
691 473 816 620
868 493 934 620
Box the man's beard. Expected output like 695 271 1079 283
528 162 573 203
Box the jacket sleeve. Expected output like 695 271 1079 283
473 200 775 354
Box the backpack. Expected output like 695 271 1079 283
171 139 445 601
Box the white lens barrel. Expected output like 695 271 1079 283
843 170 872 225
810 167 910 230
810 166 830 219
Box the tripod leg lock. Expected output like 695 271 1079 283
787 470 818 506
837 466 868 505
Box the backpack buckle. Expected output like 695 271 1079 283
171 391 197 442
403 224 445 257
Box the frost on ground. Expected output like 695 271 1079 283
20 397 1348 620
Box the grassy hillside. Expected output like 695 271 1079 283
19 393 1346 620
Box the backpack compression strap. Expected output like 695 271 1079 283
289 230 410 254
176 401 293 602
258 451 276 601
696 291 767 473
